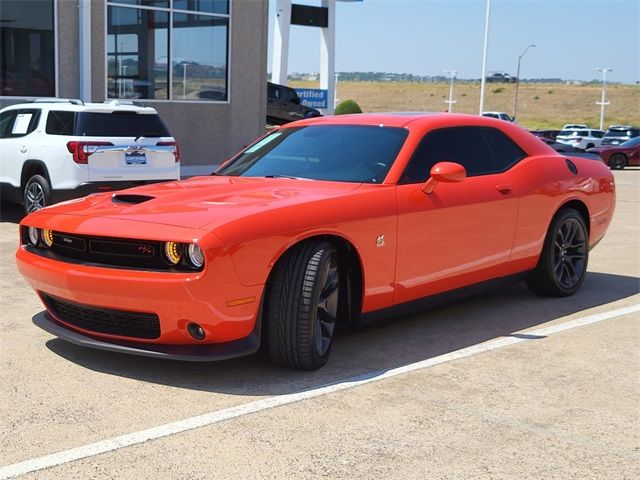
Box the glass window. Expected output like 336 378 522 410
172 14 228 101
174 1 229 15
0 109 41 138
0 0 55 97
400 127 526 183
107 7 170 100
217 126 409 184
46 111 76 136
75 112 170 137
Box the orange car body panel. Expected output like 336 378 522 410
16 114 616 356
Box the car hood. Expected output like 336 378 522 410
43 176 362 230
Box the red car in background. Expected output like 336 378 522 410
587 137 640 169
16 114 615 370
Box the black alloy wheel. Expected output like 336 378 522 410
610 153 627 170
266 240 342 370
526 208 589 297
552 217 587 290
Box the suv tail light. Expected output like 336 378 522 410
66 141 113 164
157 141 180 163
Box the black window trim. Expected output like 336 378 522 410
399 125 528 185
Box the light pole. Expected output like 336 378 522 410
444 70 457 113
334 72 339 108
478 0 491 115
595 68 612 131
513 44 536 121
182 63 188 100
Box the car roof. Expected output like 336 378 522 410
1 100 159 114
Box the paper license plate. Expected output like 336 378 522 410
125 153 147 165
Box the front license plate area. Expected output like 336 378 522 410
125 152 147 165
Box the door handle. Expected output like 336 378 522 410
496 184 512 194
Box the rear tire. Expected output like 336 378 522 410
266 240 341 370
23 174 51 214
526 208 588 297
609 153 627 170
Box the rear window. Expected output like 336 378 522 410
605 128 630 137
46 111 75 135
74 112 170 137
559 130 587 137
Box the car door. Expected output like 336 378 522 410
394 126 525 304
0 108 42 189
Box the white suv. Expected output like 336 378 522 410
555 128 605 150
0 99 180 213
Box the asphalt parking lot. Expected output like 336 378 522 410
1 170 638 480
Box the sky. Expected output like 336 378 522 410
267 0 640 84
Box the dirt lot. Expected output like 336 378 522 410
292 80 640 130
0 170 638 479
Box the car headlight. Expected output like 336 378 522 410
42 228 54 247
28 226 39 246
164 241 182 265
187 244 204 268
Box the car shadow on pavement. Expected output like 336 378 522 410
0 202 24 224
45 271 639 397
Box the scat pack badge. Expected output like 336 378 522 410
376 235 385 248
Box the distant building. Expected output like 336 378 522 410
0 0 268 166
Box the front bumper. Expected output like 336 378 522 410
34 311 260 361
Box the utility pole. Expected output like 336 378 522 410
595 68 612 131
478 0 491 115
513 44 535 120
444 70 456 113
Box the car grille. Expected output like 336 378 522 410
22 228 201 272
42 294 161 339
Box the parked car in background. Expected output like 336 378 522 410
555 129 605 150
562 124 588 130
587 137 640 169
602 125 640 145
486 72 516 83
17 113 615 370
482 112 515 122
267 82 322 125
530 129 560 144
0 99 180 214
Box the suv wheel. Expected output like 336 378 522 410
24 174 51 214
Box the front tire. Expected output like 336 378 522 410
23 174 51 214
609 153 627 170
266 240 341 370
526 208 588 297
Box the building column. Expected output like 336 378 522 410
271 0 291 85
78 0 92 102
320 0 336 115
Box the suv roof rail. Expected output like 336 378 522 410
102 99 148 108
32 98 84 105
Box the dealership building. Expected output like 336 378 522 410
0 0 269 166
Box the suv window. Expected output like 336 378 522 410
400 127 526 183
46 111 76 135
0 109 41 138
74 112 170 137
591 131 603 138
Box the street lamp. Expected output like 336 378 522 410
596 68 612 131
513 44 536 121
444 70 457 113
334 72 339 108
478 0 491 115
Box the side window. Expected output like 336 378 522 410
0 111 17 138
46 111 76 135
0 109 41 138
593 131 604 138
400 127 526 184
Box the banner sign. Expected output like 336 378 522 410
295 88 328 109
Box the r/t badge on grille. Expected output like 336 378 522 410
376 235 385 248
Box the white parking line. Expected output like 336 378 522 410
1 303 639 479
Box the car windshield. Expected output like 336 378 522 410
620 137 640 147
558 130 587 137
216 125 409 183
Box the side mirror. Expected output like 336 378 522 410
421 161 466 194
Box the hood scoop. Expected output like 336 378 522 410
112 194 155 205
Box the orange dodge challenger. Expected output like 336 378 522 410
16 114 615 370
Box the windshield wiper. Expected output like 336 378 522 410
264 175 310 180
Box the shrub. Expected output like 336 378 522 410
547 90 554 94
534 95 539 100
335 99 363 115
492 87 504 94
